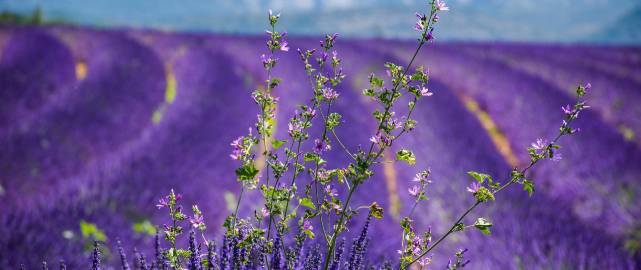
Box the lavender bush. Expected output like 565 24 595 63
13 1 599 269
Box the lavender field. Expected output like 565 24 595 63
1 25 641 269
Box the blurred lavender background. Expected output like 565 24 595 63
3 0 641 44
1 0 640 269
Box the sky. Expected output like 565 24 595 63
1 0 640 44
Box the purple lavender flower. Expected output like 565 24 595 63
288 122 303 137
303 220 314 231
137 252 149 270
466 182 481 194
154 233 165 270
414 13 427 31
303 245 322 270
271 233 283 270
325 185 338 197
436 0 449 11
305 106 317 118
156 197 169 209
117 241 131 270
219 235 229 270
322 87 339 101
91 241 100 270
329 238 346 270
531 138 548 151
189 214 204 229
408 185 420 197
425 29 434 42
206 241 216 270
347 216 371 270
280 33 290 52
561 104 573 115
369 131 382 144
321 51 329 63
261 207 270 218
230 136 243 160
313 138 325 154
188 231 201 270
420 87 433 97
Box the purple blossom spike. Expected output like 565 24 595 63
117 240 131 270
91 241 101 270
329 238 346 270
188 231 201 270
207 241 217 270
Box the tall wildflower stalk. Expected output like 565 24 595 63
27 1 594 269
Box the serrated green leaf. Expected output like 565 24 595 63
523 179 535 197
370 76 384 88
395 149 416 165
235 164 259 181
304 152 320 162
467 171 492 184
299 197 316 210
272 139 286 149
474 217 493 235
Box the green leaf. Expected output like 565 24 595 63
303 229 316 239
369 202 384 219
474 186 495 202
370 75 384 88
395 149 416 165
235 164 259 181
79 220 107 241
132 220 157 236
474 217 493 235
299 197 316 210
271 139 286 149
362 88 376 97
304 152 320 162
522 179 535 197
467 171 492 184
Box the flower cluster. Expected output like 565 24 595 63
414 0 448 42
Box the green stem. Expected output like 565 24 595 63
321 183 358 270
400 133 567 269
